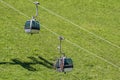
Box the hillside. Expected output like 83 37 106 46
0 0 120 80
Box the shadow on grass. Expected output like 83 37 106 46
0 56 53 71
38 56 53 66
12 58 37 71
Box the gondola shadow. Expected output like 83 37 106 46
0 56 53 71
12 58 37 71
28 56 53 69
38 56 53 66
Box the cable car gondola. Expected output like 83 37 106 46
24 1 40 34
54 36 73 73
55 57 73 72
24 18 40 34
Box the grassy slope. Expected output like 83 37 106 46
0 0 120 80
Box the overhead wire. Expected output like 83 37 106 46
0 0 119 71
0 1 120 80
30 0 120 49
27 0 119 67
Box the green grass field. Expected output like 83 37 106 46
0 0 120 80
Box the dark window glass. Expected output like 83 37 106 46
55 59 60 68
32 21 40 30
25 21 30 29
64 58 73 65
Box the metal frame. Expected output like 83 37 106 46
58 36 64 55
58 36 73 73
33 1 40 19
27 1 40 34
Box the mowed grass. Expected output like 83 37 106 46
0 0 120 80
